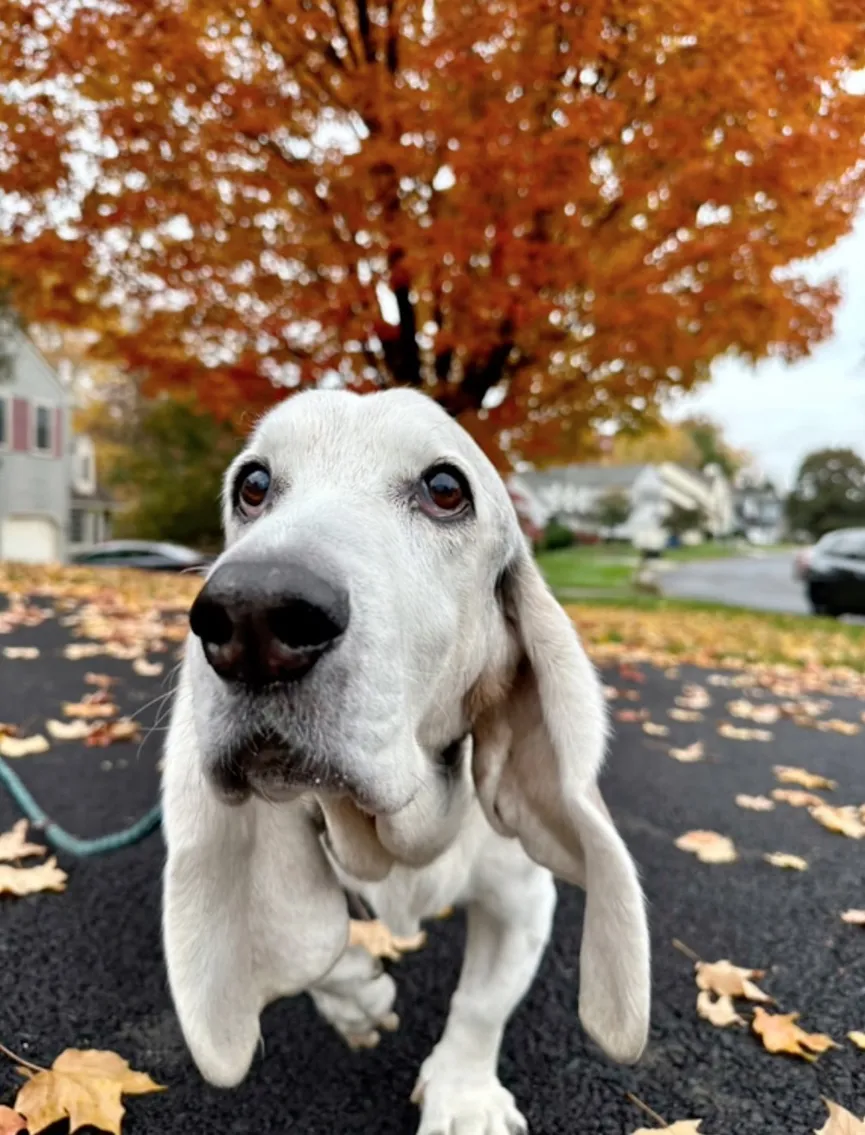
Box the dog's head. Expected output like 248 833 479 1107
162 388 650 1086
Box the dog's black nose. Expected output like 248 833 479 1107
189 560 349 686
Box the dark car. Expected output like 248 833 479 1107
69 540 213 574
802 528 865 616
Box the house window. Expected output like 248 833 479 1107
0 397 7 448
80 452 92 484
34 404 52 453
70 508 85 545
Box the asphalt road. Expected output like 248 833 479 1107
2 596 865 1134
662 553 809 615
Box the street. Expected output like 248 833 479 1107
662 552 809 614
2 587 865 1134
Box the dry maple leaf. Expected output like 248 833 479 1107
15 1049 164 1135
3 646 40 659
718 723 773 742
0 1107 26 1135
62 701 117 720
632 1123 703 1134
695 959 770 1002
669 741 705 763
84 672 116 688
676 685 711 711
727 699 781 724
46 719 92 741
675 831 738 864
696 990 745 1028
848 1032 865 1050
0 734 49 758
616 708 650 723
817 719 861 736
348 919 427 961
810 804 865 840
64 644 104 661
668 708 703 723
0 820 46 862
772 788 826 808
0 858 67 897
841 910 865 925
132 658 163 677
643 721 670 737
752 1006 837 1061
773 766 837 791
736 794 775 811
85 719 142 747
815 1099 865 1135
764 852 808 871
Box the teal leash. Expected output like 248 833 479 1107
0 755 161 857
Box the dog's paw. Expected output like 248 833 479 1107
310 968 398 1050
412 1056 527 1135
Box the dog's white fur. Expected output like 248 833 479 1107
161 388 650 1134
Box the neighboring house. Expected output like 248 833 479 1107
733 474 785 545
0 332 114 564
508 461 735 547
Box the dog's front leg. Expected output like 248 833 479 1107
310 942 399 1050
413 851 557 1135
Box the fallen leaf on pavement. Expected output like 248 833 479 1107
0 821 46 862
632 1123 703 1134
764 852 808 871
848 1032 865 1050
85 673 117 689
696 990 744 1028
0 723 18 737
64 644 105 661
132 658 163 678
14 1048 164 1135
774 766 837 791
695 958 770 1002
669 741 705 763
817 719 861 736
616 708 650 723
736 794 775 811
62 701 117 720
752 1006 837 1061
675 831 737 864
0 734 49 758
46 719 93 741
815 1099 865 1134
348 919 427 960
676 685 711 711
0 1107 26 1135
772 788 826 808
841 910 865 925
643 721 670 737
810 804 865 840
603 686 619 700
718 723 773 742
728 699 781 724
85 719 142 747
668 708 704 722
3 646 40 660
0 858 67 897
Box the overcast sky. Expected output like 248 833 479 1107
668 212 865 490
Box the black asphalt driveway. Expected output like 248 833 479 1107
662 553 808 615
2 592 865 1134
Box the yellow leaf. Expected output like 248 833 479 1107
632 1123 703 1134
62 701 118 719
3 646 40 659
817 719 860 736
727 699 780 724
15 1049 164 1135
0 857 67 897
0 734 49 758
718 723 772 742
132 658 163 677
668 708 703 722
669 741 704 763
46 719 93 741
847 1032 865 1050
695 959 770 1002
841 910 865 925
348 919 427 961
752 1006 837 1061
773 766 837 791
736 794 775 811
676 685 711 711
675 831 737 864
814 1099 865 1135
772 788 825 808
696 990 744 1028
643 721 669 737
764 852 808 871
0 820 46 862
810 804 865 840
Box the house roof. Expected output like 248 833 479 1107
515 464 650 492
71 484 117 508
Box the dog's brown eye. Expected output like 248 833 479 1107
237 465 271 514
419 465 471 518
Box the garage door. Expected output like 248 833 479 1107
1 516 59 564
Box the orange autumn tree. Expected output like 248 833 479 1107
0 1 864 466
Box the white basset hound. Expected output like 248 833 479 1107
161 387 650 1135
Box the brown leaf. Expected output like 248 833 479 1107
736 794 775 811
696 990 744 1028
643 721 669 737
668 708 704 722
62 701 118 720
0 734 49 758
772 788 826 808
0 820 46 862
132 658 163 678
817 719 861 736
814 1099 865 1134
727 699 780 724
669 741 705 763
675 831 737 864
718 723 773 742
676 685 711 711
764 852 808 871
0 857 67 897
0 1107 26 1135
773 766 837 791
84 673 117 689
15 1049 164 1135
616 708 650 723
85 719 142 747
632 1123 703 1134
810 804 865 840
348 919 427 961
841 910 865 925
695 959 770 1002
751 1006 837 1061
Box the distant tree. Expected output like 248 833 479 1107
606 416 747 477
666 503 705 539
594 489 631 533
682 417 746 480
0 294 19 383
786 448 865 540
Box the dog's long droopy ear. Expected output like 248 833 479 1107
161 667 348 1088
473 548 650 1064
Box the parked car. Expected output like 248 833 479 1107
801 528 865 616
69 540 214 573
